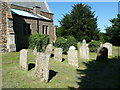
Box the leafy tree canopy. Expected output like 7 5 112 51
57 3 100 42
105 14 120 46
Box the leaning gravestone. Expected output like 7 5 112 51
68 46 79 68
33 47 37 55
54 48 62 62
35 44 53 82
103 42 112 56
79 39 89 59
20 49 28 70
43 44 53 82
96 45 108 61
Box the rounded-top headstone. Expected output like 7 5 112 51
82 39 86 45
103 42 112 56
103 42 112 47
69 46 76 50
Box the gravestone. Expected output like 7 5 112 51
33 47 37 55
103 42 112 56
69 46 76 50
68 46 79 68
20 49 28 70
35 44 53 82
35 52 44 79
96 45 108 61
79 39 89 59
43 44 53 82
54 48 62 62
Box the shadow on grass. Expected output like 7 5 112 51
28 63 35 71
51 53 54 57
62 58 65 62
69 57 120 89
48 70 58 82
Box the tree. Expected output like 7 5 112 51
58 3 100 42
105 14 120 46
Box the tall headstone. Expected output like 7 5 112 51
96 45 108 62
43 44 53 82
35 44 53 82
20 49 28 70
35 52 45 79
79 39 89 59
68 46 79 68
54 48 62 62
103 42 112 56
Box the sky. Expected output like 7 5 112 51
47 2 118 32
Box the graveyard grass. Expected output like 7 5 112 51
2 46 120 88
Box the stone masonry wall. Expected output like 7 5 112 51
0 2 2 52
0 2 55 52
24 18 55 43
0 2 8 52
40 11 53 20
39 20 55 43
11 3 55 43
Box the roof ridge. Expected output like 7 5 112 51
10 1 53 13
44 1 52 13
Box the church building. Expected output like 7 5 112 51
0 0 56 52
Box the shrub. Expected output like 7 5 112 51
54 37 67 53
29 33 49 52
88 40 101 52
67 35 78 49
54 36 78 53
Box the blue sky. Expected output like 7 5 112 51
47 2 118 32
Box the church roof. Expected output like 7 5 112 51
9 0 52 13
11 8 52 21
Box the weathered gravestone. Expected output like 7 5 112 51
96 45 108 61
35 52 44 79
79 39 89 59
54 48 62 62
103 42 112 56
68 46 79 68
33 47 37 55
20 49 28 70
35 44 53 82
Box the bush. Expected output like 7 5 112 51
54 37 67 53
54 36 78 53
88 40 101 52
67 35 78 49
29 33 49 52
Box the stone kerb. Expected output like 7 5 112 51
54 48 62 62
20 49 28 70
68 46 79 68
103 42 112 56
79 39 89 59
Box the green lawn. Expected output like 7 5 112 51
2 46 120 88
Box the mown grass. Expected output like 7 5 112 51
2 46 120 88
